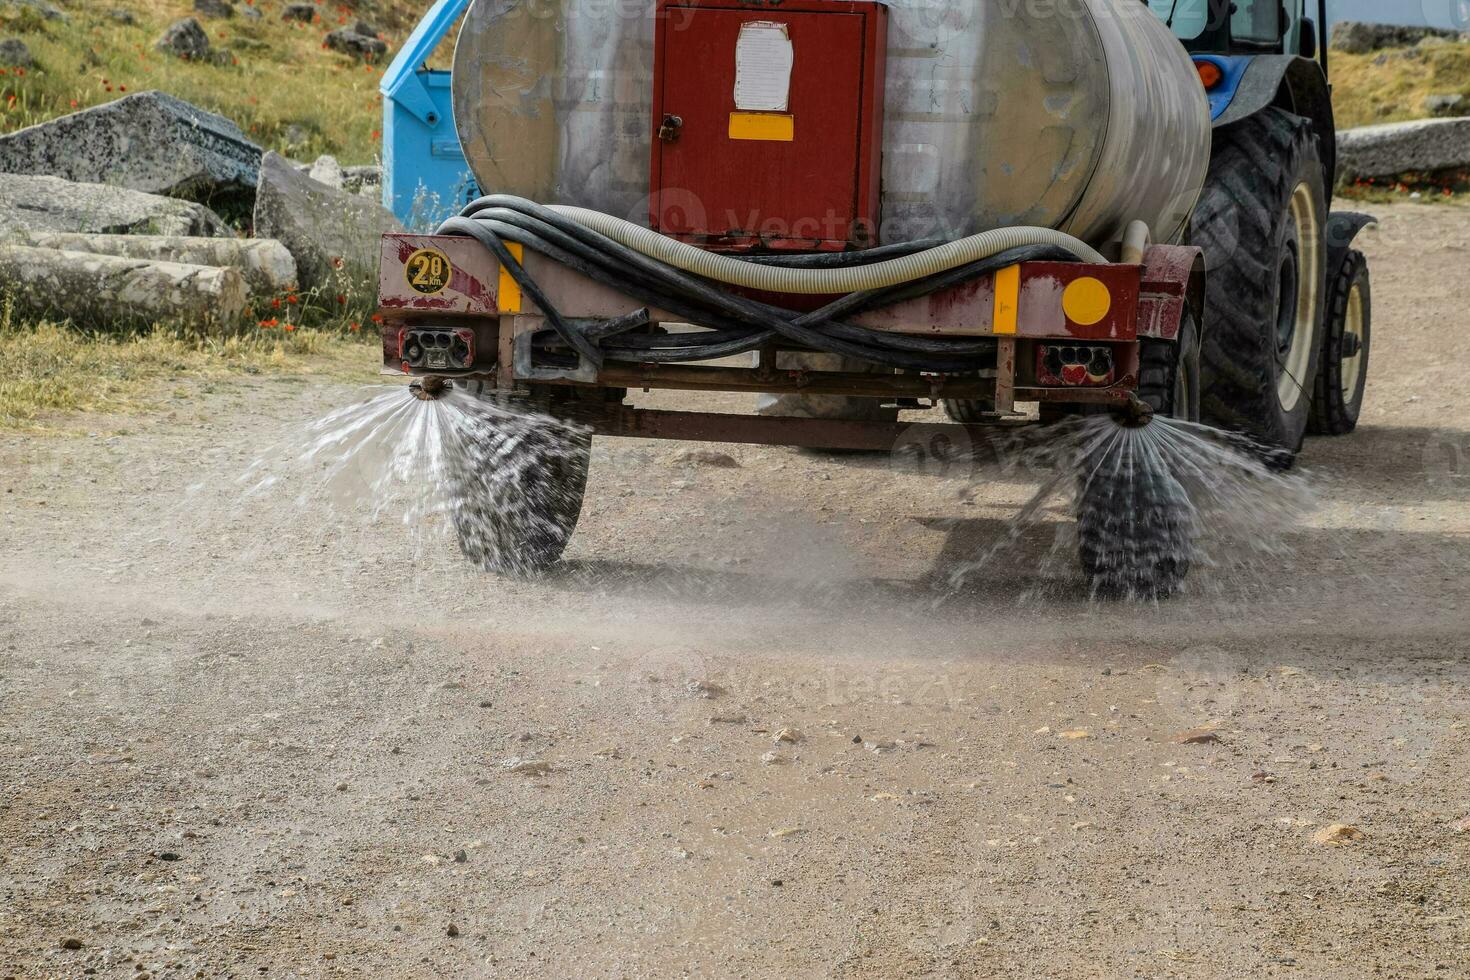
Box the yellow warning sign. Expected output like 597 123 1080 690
405 247 452 295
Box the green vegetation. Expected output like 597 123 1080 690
0 298 373 428
0 0 425 163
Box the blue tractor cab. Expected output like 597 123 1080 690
379 0 478 229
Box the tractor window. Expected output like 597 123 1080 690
1147 0 1210 41
1233 0 1284 43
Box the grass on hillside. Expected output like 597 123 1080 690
0 0 430 164
1331 42 1470 130
0 299 374 429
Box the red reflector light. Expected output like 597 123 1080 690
1196 61 1223 90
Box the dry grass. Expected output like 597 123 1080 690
0 0 428 165
0 301 376 429
1331 43 1470 130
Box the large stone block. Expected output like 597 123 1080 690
0 245 247 331
1337 118 1470 181
252 151 403 304
6 231 295 298
0 91 261 206
0 173 231 236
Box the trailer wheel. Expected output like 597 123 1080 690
1190 108 1327 466
1308 249 1372 436
1075 315 1200 599
445 385 590 576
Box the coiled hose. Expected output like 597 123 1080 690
547 204 1107 293
437 195 1104 373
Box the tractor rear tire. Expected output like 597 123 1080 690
1308 249 1372 436
1190 107 1328 466
1075 314 1201 599
446 384 590 576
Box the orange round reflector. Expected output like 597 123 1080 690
1062 277 1112 327
1196 61 1224 90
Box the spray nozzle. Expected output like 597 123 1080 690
410 376 450 401
1114 394 1156 428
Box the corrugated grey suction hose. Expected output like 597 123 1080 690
547 206 1108 294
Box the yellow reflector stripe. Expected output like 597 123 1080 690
498 242 523 314
992 265 1020 335
729 112 794 142
1062 276 1112 326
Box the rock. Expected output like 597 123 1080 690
352 18 377 37
452 849 467 863
759 751 783 765
708 713 747 725
3 0 66 21
0 245 248 329
324 28 387 61
1426 94 1469 118
1330 21 1464 55
239 3 258 18
192 0 233 18
864 739 897 754
773 727 802 744
1171 727 1221 745
685 679 725 699
0 38 31 68
1313 823 1366 846
1059 729 1091 740
500 757 551 775
445 923 459 938
156 851 181 861
281 2 314 22
252 150 403 302
108 8 134 23
0 173 230 236
155 17 212 60
675 449 741 468
0 92 260 207
307 153 345 190
1338 118 1470 182
6 232 296 298
343 164 382 196
59 938 83 950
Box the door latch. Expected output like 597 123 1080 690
657 114 683 143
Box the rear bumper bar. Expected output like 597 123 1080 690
374 233 1202 412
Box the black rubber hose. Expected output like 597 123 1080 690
467 208 1007 366
469 213 1016 369
443 198 1074 371
480 214 991 371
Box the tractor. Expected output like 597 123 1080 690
374 0 1374 596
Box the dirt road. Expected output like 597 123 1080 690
2 201 1469 978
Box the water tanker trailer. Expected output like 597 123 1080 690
376 0 1376 597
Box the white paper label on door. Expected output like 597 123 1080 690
733 21 794 113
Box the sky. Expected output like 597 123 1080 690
1328 0 1469 29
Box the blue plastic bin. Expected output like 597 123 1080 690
379 0 479 229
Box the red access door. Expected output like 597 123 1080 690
650 0 887 251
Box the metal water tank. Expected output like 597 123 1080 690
451 0 1211 247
